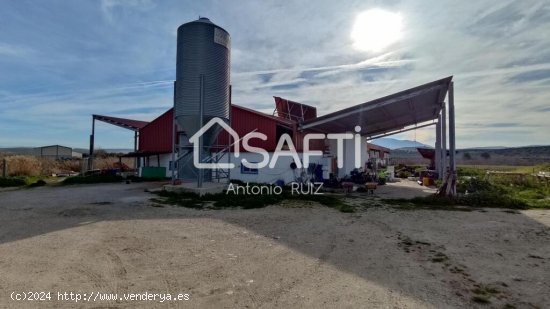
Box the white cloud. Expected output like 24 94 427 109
0 43 33 57
1 0 549 148
101 0 156 21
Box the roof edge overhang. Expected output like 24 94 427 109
93 114 149 132
120 151 171 157
300 76 452 136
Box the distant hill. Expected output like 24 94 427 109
370 138 431 150
0 147 35 155
391 146 550 166
462 146 508 150
0 147 134 155
73 148 134 154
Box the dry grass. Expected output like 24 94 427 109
93 156 135 170
0 155 41 176
459 164 550 173
0 154 135 177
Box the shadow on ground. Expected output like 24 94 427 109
0 182 548 308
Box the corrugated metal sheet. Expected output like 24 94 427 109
93 114 149 131
139 109 174 154
175 18 230 120
217 105 279 152
301 77 452 136
139 105 295 154
174 17 230 150
293 129 325 153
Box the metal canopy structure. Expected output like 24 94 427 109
92 114 149 132
301 76 452 137
300 76 457 196
88 115 149 170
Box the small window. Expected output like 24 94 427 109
241 163 258 174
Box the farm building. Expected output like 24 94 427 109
33 145 74 160
88 17 457 194
367 143 391 166
89 76 455 184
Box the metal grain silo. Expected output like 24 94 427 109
174 17 231 182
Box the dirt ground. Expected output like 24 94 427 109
0 182 548 308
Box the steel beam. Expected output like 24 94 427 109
441 102 447 179
171 81 176 184
448 82 456 195
134 131 139 169
88 116 95 171
197 75 204 188
366 122 436 141
435 116 441 178
228 84 232 181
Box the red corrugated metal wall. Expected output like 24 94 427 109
294 129 325 152
139 106 282 154
217 105 278 152
138 105 324 154
139 109 174 153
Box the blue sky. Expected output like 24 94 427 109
1 0 549 149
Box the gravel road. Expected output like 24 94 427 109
0 183 548 308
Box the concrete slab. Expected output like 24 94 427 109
163 182 227 196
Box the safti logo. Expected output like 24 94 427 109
189 118 237 169
189 117 364 170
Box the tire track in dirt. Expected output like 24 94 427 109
105 249 129 293
396 232 532 308
258 237 338 308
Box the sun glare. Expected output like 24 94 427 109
351 9 403 52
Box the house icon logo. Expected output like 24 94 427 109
189 117 240 169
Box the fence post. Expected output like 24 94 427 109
2 159 6 177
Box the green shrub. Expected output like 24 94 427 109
457 167 486 177
28 179 47 187
393 165 550 209
459 192 527 209
514 189 545 200
152 187 349 212
457 178 501 194
385 192 528 210
0 177 27 187
397 171 412 178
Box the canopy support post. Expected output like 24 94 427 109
435 117 441 177
441 101 447 180
447 82 456 196
88 116 95 171
438 82 457 197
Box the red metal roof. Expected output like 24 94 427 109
93 114 149 131
233 104 295 126
367 143 391 153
